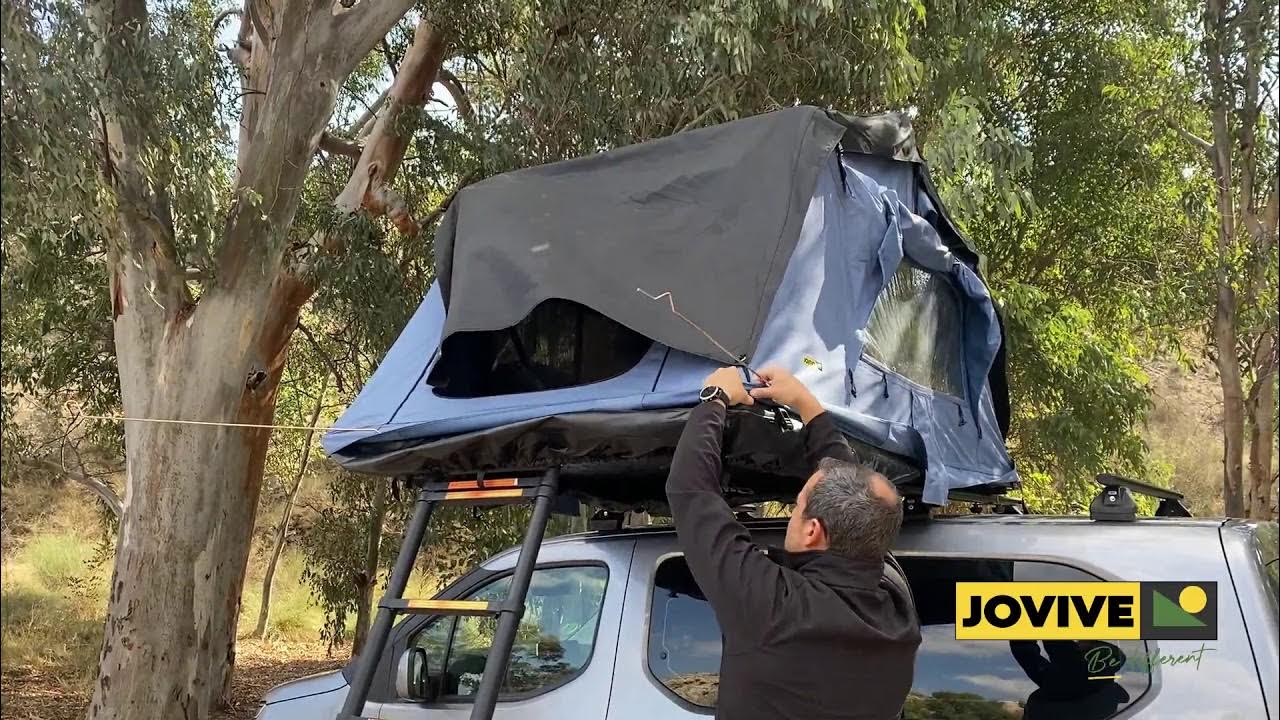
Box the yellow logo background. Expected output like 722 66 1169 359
955 582 1143 640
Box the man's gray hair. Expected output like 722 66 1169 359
805 457 903 561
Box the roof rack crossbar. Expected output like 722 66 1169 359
1091 474 1192 521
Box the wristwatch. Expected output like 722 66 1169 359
699 385 731 406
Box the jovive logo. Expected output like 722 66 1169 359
955 581 1217 641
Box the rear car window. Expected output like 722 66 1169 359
646 555 1152 717
899 557 1151 719
648 557 721 707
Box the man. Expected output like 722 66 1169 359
666 365 921 719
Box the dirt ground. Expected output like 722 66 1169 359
0 639 342 720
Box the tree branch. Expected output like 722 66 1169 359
89 0 189 314
333 0 420 65
380 39 400 76
419 173 472 232
297 321 347 394
437 68 475 131
1165 119 1213 155
286 18 445 287
319 131 365 159
350 87 389 137
35 456 123 519
333 19 447 218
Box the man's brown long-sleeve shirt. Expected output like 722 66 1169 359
666 402 920 719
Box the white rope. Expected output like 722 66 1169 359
79 414 376 433
72 292 753 434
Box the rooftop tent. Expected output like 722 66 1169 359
323 106 1018 506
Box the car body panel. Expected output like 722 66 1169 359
258 517 1277 720
1219 520 1279 718
256 672 349 719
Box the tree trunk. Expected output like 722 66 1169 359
85 0 430 714
1203 0 1247 519
1247 330 1277 519
352 480 388 657
1214 287 1248 518
253 380 328 638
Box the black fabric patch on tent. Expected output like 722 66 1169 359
434 106 847 363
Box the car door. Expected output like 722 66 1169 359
609 527 1163 720
378 536 633 720
606 532 731 720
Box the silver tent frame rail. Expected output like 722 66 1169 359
336 467 562 720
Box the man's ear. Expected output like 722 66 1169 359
806 515 826 549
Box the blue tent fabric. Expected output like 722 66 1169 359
324 112 1017 505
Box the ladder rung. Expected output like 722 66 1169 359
380 598 501 616
423 477 548 505
425 487 538 504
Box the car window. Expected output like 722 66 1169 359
646 555 1152 718
648 557 721 707
411 565 608 700
899 557 1151 720
863 259 966 398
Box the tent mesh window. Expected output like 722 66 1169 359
428 299 653 398
863 259 965 397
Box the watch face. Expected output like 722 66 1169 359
699 386 720 402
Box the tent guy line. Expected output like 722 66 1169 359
636 287 763 381
74 414 377 433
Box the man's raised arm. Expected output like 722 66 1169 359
665 368 783 642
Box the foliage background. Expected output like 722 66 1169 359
0 0 1275 712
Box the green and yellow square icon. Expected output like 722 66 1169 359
1140 582 1217 640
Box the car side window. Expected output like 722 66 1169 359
411 565 608 700
648 557 721 707
646 555 1153 718
898 557 1152 720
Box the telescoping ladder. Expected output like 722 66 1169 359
336 468 562 720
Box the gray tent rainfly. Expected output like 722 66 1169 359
323 106 1017 506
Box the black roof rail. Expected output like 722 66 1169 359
1090 474 1191 522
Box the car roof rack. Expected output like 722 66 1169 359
903 490 1027 519
1090 473 1191 522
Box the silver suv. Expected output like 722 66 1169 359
256 517 1278 719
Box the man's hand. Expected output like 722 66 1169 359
749 365 824 422
703 367 754 406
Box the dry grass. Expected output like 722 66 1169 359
0 638 341 720
1143 358 1226 515
0 490 339 719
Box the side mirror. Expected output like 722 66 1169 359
396 647 438 702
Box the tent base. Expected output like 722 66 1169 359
335 407 940 509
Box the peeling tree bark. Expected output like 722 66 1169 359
334 19 448 222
